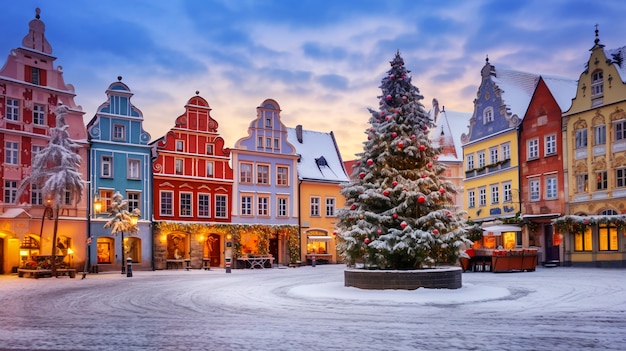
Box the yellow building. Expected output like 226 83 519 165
287 125 350 264
561 29 626 267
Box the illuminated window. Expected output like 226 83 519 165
574 227 592 251
598 225 618 251
596 171 608 190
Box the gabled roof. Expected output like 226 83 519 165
429 99 471 162
541 76 578 111
491 68 539 119
286 126 350 183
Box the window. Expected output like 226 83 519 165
503 182 512 202
528 139 539 159
215 195 227 218
468 190 475 208
5 142 18 165
274 138 279 149
265 137 272 148
113 124 125 140
598 225 618 251
31 67 41 85
63 190 72 205
596 171 608 190
483 107 494 124
241 195 252 216
206 161 214 177
176 140 184 151
326 197 336 217
180 193 192 216
615 121 626 141
576 174 588 193
33 104 45 125
574 227 592 251
240 163 252 183
310 197 320 216
257 164 269 184
265 117 272 128
595 125 607 144
278 197 288 217
545 135 557 155
501 143 511 161
206 144 214 155
198 194 210 217
127 192 140 213
489 147 498 164
128 159 140 179
257 136 263 148
466 154 474 170
175 159 183 175
277 166 288 186
101 156 112 178
6 99 19 121
160 191 173 216
617 168 626 187
4 180 17 203
575 129 587 149
546 177 557 199
529 179 540 201
99 190 113 212
478 187 486 206
490 184 499 204
257 196 269 216
31 184 42 205
477 151 485 168
32 145 44 156
591 70 603 96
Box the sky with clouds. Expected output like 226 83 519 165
2 0 626 159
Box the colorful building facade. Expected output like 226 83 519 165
87 78 153 272
0 9 89 274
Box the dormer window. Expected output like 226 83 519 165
483 107 494 124
591 70 603 107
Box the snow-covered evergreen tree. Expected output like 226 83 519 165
103 191 140 273
19 104 84 276
336 52 469 270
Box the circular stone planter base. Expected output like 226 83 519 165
344 267 462 290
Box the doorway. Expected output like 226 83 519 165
544 224 560 263
0 238 3 274
269 237 278 265
205 234 221 267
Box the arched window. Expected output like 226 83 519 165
599 209 618 215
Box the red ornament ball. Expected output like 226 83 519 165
364 238 370 244
433 229 439 235
367 159 374 166
427 163 433 168
418 195 425 203
367 136 371 140
446 211 452 218
410 135 416 140
386 116 391 121
377 229 382 235
398 142 403 149
402 96 407 102
422 174 428 178
392 213 398 219
369 127 374 133
350 204 357 210
391 132 397 138
383 190 390 196
392 181 398 187
400 221 408 229
439 188 446 194
386 95 392 101
359 172 365 179
419 145 425 151
390 74 395 80
422 125 428 131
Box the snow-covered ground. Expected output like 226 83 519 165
0 265 624 351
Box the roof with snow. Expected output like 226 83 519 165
541 76 578 111
491 68 539 119
428 100 471 162
286 126 350 183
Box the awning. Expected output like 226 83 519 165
482 225 522 234
307 236 333 241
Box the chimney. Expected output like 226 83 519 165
296 125 303 143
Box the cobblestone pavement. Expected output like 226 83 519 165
0 265 625 350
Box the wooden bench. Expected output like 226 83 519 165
18 268 76 279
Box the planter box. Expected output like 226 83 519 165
344 267 462 290
491 249 537 272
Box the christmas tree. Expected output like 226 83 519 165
336 51 469 270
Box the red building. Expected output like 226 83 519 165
151 94 233 269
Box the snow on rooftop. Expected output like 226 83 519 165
604 46 626 83
492 69 539 118
429 106 472 162
286 127 350 183
542 75 578 111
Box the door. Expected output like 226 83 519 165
269 237 279 265
544 224 560 262
0 238 3 274
208 234 220 267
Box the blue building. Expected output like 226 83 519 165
87 77 153 272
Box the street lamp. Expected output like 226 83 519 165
67 247 74 268
93 193 102 214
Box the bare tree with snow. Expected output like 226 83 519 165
19 104 84 276
103 191 140 274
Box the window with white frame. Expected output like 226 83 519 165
591 70 603 96
483 107 494 124
257 195 269 216
63 190 72 205
4 180 17 203
468 189 475 208
575 129 587 149
160 191 173 216
596 171 608 190
501 142 511 160
489 147 498 164
215 195 227 218
529 179 540 201
277 197 288 217
101 156 112 178
198 194 210 217
265 137 272 148
528 138 539 159
32 145 44 156
113 124 125 141
326 197 336 217
240 163 252 183
176 140 184 151
545 134 557 155
206 144 214 155
257 136 263 148
175 159 183 175
615 120 626 141
576 174 588 193
257 164 269 184
31 184 42 205
127 192 140 213
478 187 486 206
276 166 288 186
617 168 626 187
128 159 140 179
490 184 499 204
546 177 557 199
595 125 607 144
33 104 45 125
274 138 279 149
99 189 113 212
265 117 272 128
180 193 192 216
478 151 485 168
241 195 252 216
5 142 18 165
310 197 320 216
503 182 512 202
30 67 41 85
6 99 19 121
206 161 214 177
466 154 474 170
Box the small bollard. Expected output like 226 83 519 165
225 258 231 273
312 255 316 268
126 257 133 277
